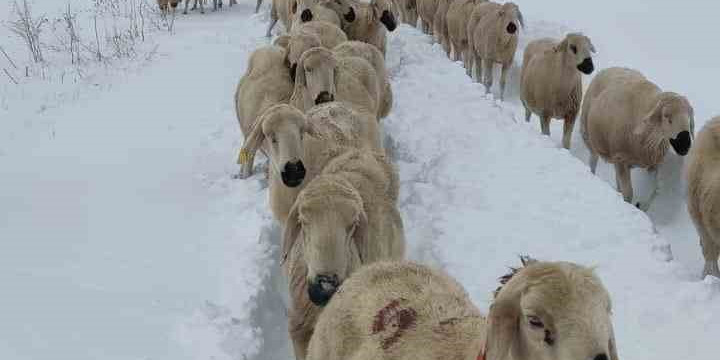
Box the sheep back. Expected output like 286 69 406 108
687 117 720 245
307 261 485 360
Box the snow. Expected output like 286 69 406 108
1 1 719 360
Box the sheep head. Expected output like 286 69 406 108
556 33 596 75
486 258 618 360
318 0 356 23
242 104 317 187
283 175 367 306
288 31 323 80
372 0 397 31
497 3 523 42
295 47 338 110
636 92 694 156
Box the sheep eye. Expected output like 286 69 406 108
570 45 577 54
527 315 544 329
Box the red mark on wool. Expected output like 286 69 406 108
371 299 418 350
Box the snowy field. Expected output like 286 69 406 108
1 1 719 359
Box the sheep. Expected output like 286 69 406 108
290 47 381 117
580 67 694 208
416 0 438 34
234 45 294 179
433 0 455 57
468 2 523 100
446 0 485 62
158 0 181 13
342 0 398 55
282 147 405 360
285 21 349 80
182 0 232 13
292 0 357 29
239 103 383 224
307 257 619 360
267 0 299 37
395 0 418 26
520 33 596 150
687 117 720 278
333 40 394 119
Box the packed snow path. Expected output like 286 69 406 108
2 3 720 360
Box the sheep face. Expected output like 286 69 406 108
296 48 338 109
288 32 323 80
320 0 357 23
559 34 596 75
497 3 523 41
373 0 397 31
638 93 694 156
487 261 618 360
284 179 367 306
246 105 311 187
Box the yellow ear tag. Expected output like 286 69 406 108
237 148 251 165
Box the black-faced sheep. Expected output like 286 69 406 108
292 0 357 29
342 0 398 55
520 33 596 150
468 1 523 100
581 67 694 208
687 116 720 278
308 258 619 360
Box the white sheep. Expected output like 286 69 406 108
468 2 523 100
239 103 383 224
416 0 438 34
446 0 485 62
433 0 454 57
234 45 294 178
158 0 181 13
520 33 596 150
687 117 720 278
290 47 381 117
267 0 298 37
182 0 233 13
333 40 394 119
292 0 357 29
581 67 694 208
282 147 404 360
285 21 349 79
307 258 620 360
342 0 397 55
395 0 418 26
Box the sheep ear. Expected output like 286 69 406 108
274 34 291 49
486 278 524 360
634 100 664 135
352 209 369 263
555 37 569 53
608 321 619 360
240 116 267 162
517 10 525 28
281 202 302 265
589 39 597 53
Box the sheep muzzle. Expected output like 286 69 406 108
344 7 356 22
281 160 306 187
670 130 691 156
308 274 339 306
381 11 397 31
577 57 594 75
301 9 313 22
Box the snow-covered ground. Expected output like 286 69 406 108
1 1 719 360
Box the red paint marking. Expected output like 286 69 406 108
371 299 418 350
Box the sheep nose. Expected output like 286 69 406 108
344 7 356 22
593 354 609 360
380 11 397 31
577 57 594 74
308 274 340 306
669 130 691 156
281 160 306 187
301 9 313 22
315 91 334 105
506 22 517 34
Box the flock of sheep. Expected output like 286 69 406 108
161 0 720 359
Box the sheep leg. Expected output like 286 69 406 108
540 116 551 136
638 169 659 211
523 104 531 123
589 152 599 174
614 163 633 203
463 48 473 77
255 0 262 13
451 43 460 62
499 62 510 102
267 5 278 37
699 229 720 278
561 118 575 150
199 0 205 13
473 55 482 83
482 59 494 95
183 0 190 14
